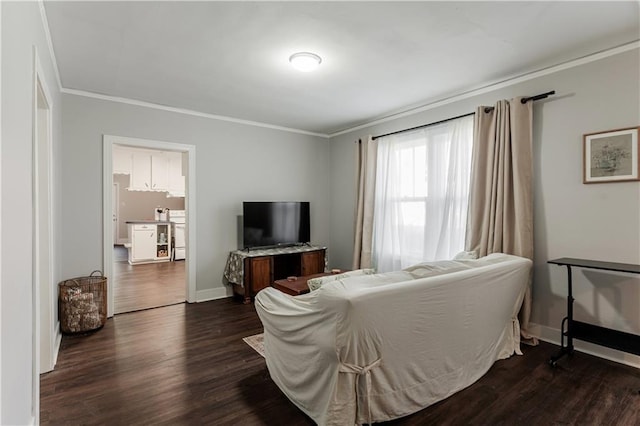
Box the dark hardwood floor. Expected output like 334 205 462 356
113 245 185 314
41 299 640 425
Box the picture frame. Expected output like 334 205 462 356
583 126 639 184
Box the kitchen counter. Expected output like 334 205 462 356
126 220 172 225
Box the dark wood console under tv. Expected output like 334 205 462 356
224 246 326 304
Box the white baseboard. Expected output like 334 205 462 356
196 287 232 302
53 322 62 367
529 322 640 369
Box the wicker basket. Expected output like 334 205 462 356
59 270 107 334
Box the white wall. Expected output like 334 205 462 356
328 48 640 365
61 95 330 295
1 2 62 424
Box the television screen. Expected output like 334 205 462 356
243 202 310 249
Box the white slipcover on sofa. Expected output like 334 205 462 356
255 253 532 425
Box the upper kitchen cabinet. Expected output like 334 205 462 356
130 152 168 191
113 147 132 174
166 152 185 197
120 148 184 194
151 154 169 190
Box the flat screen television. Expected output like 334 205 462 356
243 201 310 249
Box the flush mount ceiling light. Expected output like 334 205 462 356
289 52 322 72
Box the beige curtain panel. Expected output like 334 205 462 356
352 136 377 269
466 98 537 344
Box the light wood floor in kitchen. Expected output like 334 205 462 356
113 245 186 314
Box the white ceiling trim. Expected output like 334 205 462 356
61 88 330 138
38 0 62 91
329 40 640 138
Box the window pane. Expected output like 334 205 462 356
398 144 427 198
400 200 424 227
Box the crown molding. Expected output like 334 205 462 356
38 0 62 91
61 88 330 138
329 40 640 138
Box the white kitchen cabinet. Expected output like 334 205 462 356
151 154 169 190
129 152 169 191
130 152 152 191
166 152 185 197
128 223 172 264
113 148 132 174
130 224 156 262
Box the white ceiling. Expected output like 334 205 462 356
44 1 640 135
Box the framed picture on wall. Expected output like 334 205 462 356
583 126 639 184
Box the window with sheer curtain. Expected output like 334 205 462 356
372 115 474 272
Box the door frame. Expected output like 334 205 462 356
0 1 3 420
32 46 56 424
112 182 120 244
103 135 197 317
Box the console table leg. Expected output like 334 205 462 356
549 316 572 367
550 265 576 368
549 347 572 367
565 266 574 354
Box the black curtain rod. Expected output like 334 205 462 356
371 90 555 140
370 112 475 140
483 90 556 113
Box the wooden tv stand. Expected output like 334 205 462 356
223 245 327 304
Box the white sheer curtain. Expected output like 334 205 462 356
372 115 474 272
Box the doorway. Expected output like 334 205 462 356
112 149 186 314
103 136 197 317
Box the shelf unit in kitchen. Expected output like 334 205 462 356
156 223 170 259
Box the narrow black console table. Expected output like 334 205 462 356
548 257 640 367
